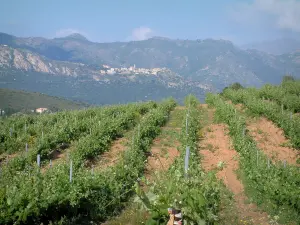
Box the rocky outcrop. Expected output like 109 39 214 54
0 46 85 76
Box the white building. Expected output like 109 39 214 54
36 108 48 113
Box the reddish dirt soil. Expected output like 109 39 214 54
40 150 68 173
50 149 67 162
236 103 245 112
200 122 270 225
175 106 185 110
0 153 18 165
247 117 299 166
145 138 180 179
93 136 128 171
201 104 209 108
144 111 181 180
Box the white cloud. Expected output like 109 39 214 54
230 0 300 32
129 26 154 41
55 28 87 37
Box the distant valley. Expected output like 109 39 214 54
1 32 300 105
0 88 87 116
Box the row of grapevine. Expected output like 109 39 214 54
137 95 221 224
0 98 176 224
0 102 156 173
255 83 300 113
0 102 155 155
206 93 300 221
223 88 300 149
281 80 300 95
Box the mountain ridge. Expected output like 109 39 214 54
241 38 300 55
1 32 300 104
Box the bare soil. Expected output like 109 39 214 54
200 117 271 224
145 137 180 180
0 152 18 165
247 117 299 166
102 108 182 225
92 136 128 171
144 107 183 179
40 148 71 173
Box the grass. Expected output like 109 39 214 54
217 182 241 225
236 161 300 225
166 108 185 128
103 201 149 225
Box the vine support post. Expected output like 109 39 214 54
184 146 190 179
281 104 284 114
37 154 41 167
25 143 28 152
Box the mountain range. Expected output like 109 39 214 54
241 38 300 55
0 32 300 104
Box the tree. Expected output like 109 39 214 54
221 82 244 94
230 82 244 90
282 74 295 83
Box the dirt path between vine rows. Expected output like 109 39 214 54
199 109 271 225
102 107 183 225
144 107 183 180
247 117 299 166
40 143 74 172
91 134 130 171
0 152 18 166
93 106 183 173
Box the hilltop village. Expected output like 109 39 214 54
99 64 168 75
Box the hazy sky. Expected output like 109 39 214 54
0 0 300 45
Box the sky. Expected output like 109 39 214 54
0 0 300 45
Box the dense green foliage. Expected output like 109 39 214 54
136 95 221 224
206 93 300 222
222 82 244 93
0 88 87 116
0 98 176 224
222 87 300 149
282 75 296 83
254 80 300 113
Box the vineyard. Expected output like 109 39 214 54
0 79 300 225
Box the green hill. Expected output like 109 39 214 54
0 88 88 115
